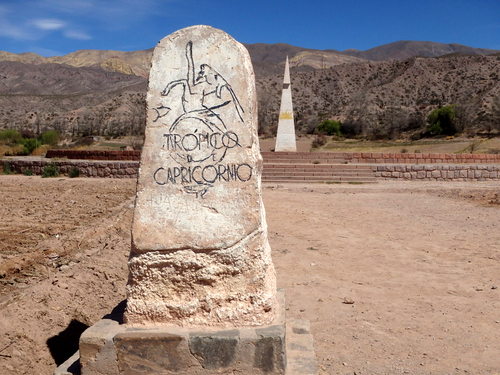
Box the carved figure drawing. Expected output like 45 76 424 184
152 41 248 199
154 41 244 129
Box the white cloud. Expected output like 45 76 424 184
32 18 66 30
64 30 92 40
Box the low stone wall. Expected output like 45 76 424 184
3 158 499 181
3 159 139 178
45 149 140 161
375 164 500 181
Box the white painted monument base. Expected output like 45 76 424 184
274 56 296 152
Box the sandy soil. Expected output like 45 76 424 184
0 176 499 375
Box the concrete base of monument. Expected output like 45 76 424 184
54 292 318 375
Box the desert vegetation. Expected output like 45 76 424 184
0 129 59 156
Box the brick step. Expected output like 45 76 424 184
262 175 377 182
263 154 346 158
262 179 377 183
262 180 376 184
261 152 345 158
262 158 376 182
264 159 347 164
263 172 375 177
264 167 373 172
264 164 372 170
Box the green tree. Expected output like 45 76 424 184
317 119 342 136
427 105 458 136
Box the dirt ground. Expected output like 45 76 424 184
0 176 499 375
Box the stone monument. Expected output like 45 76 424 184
274 56 297 152
126 25 278 327
55 26 317 375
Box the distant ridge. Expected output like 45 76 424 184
0 49 152 77
0 61 145 95
1 40 497 78
340 40 499 61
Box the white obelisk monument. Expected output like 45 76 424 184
274 56 297 152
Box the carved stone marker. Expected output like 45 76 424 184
54 26 319 375
126 25 278 327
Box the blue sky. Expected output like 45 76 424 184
0 0 499 56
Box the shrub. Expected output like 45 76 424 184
2 161 12 174
23 169 33 176
340 121 363 137
317 120 342 136
20 129 35 139
69 167 80 178
427 105 458 136
22 138 41 155
31 144 50 157
311 134 327 148
0 129 22 145
42 164 59 178
40 130 59 146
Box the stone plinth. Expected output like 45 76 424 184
126 25 277 326
54 297 319 375
78 320 286 375
77 293 287 375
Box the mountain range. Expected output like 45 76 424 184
0 40 498 139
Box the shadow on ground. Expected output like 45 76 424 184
46 319 88 366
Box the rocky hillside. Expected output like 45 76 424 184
257 55 499 138
0 42 498 139
0 61 146 137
